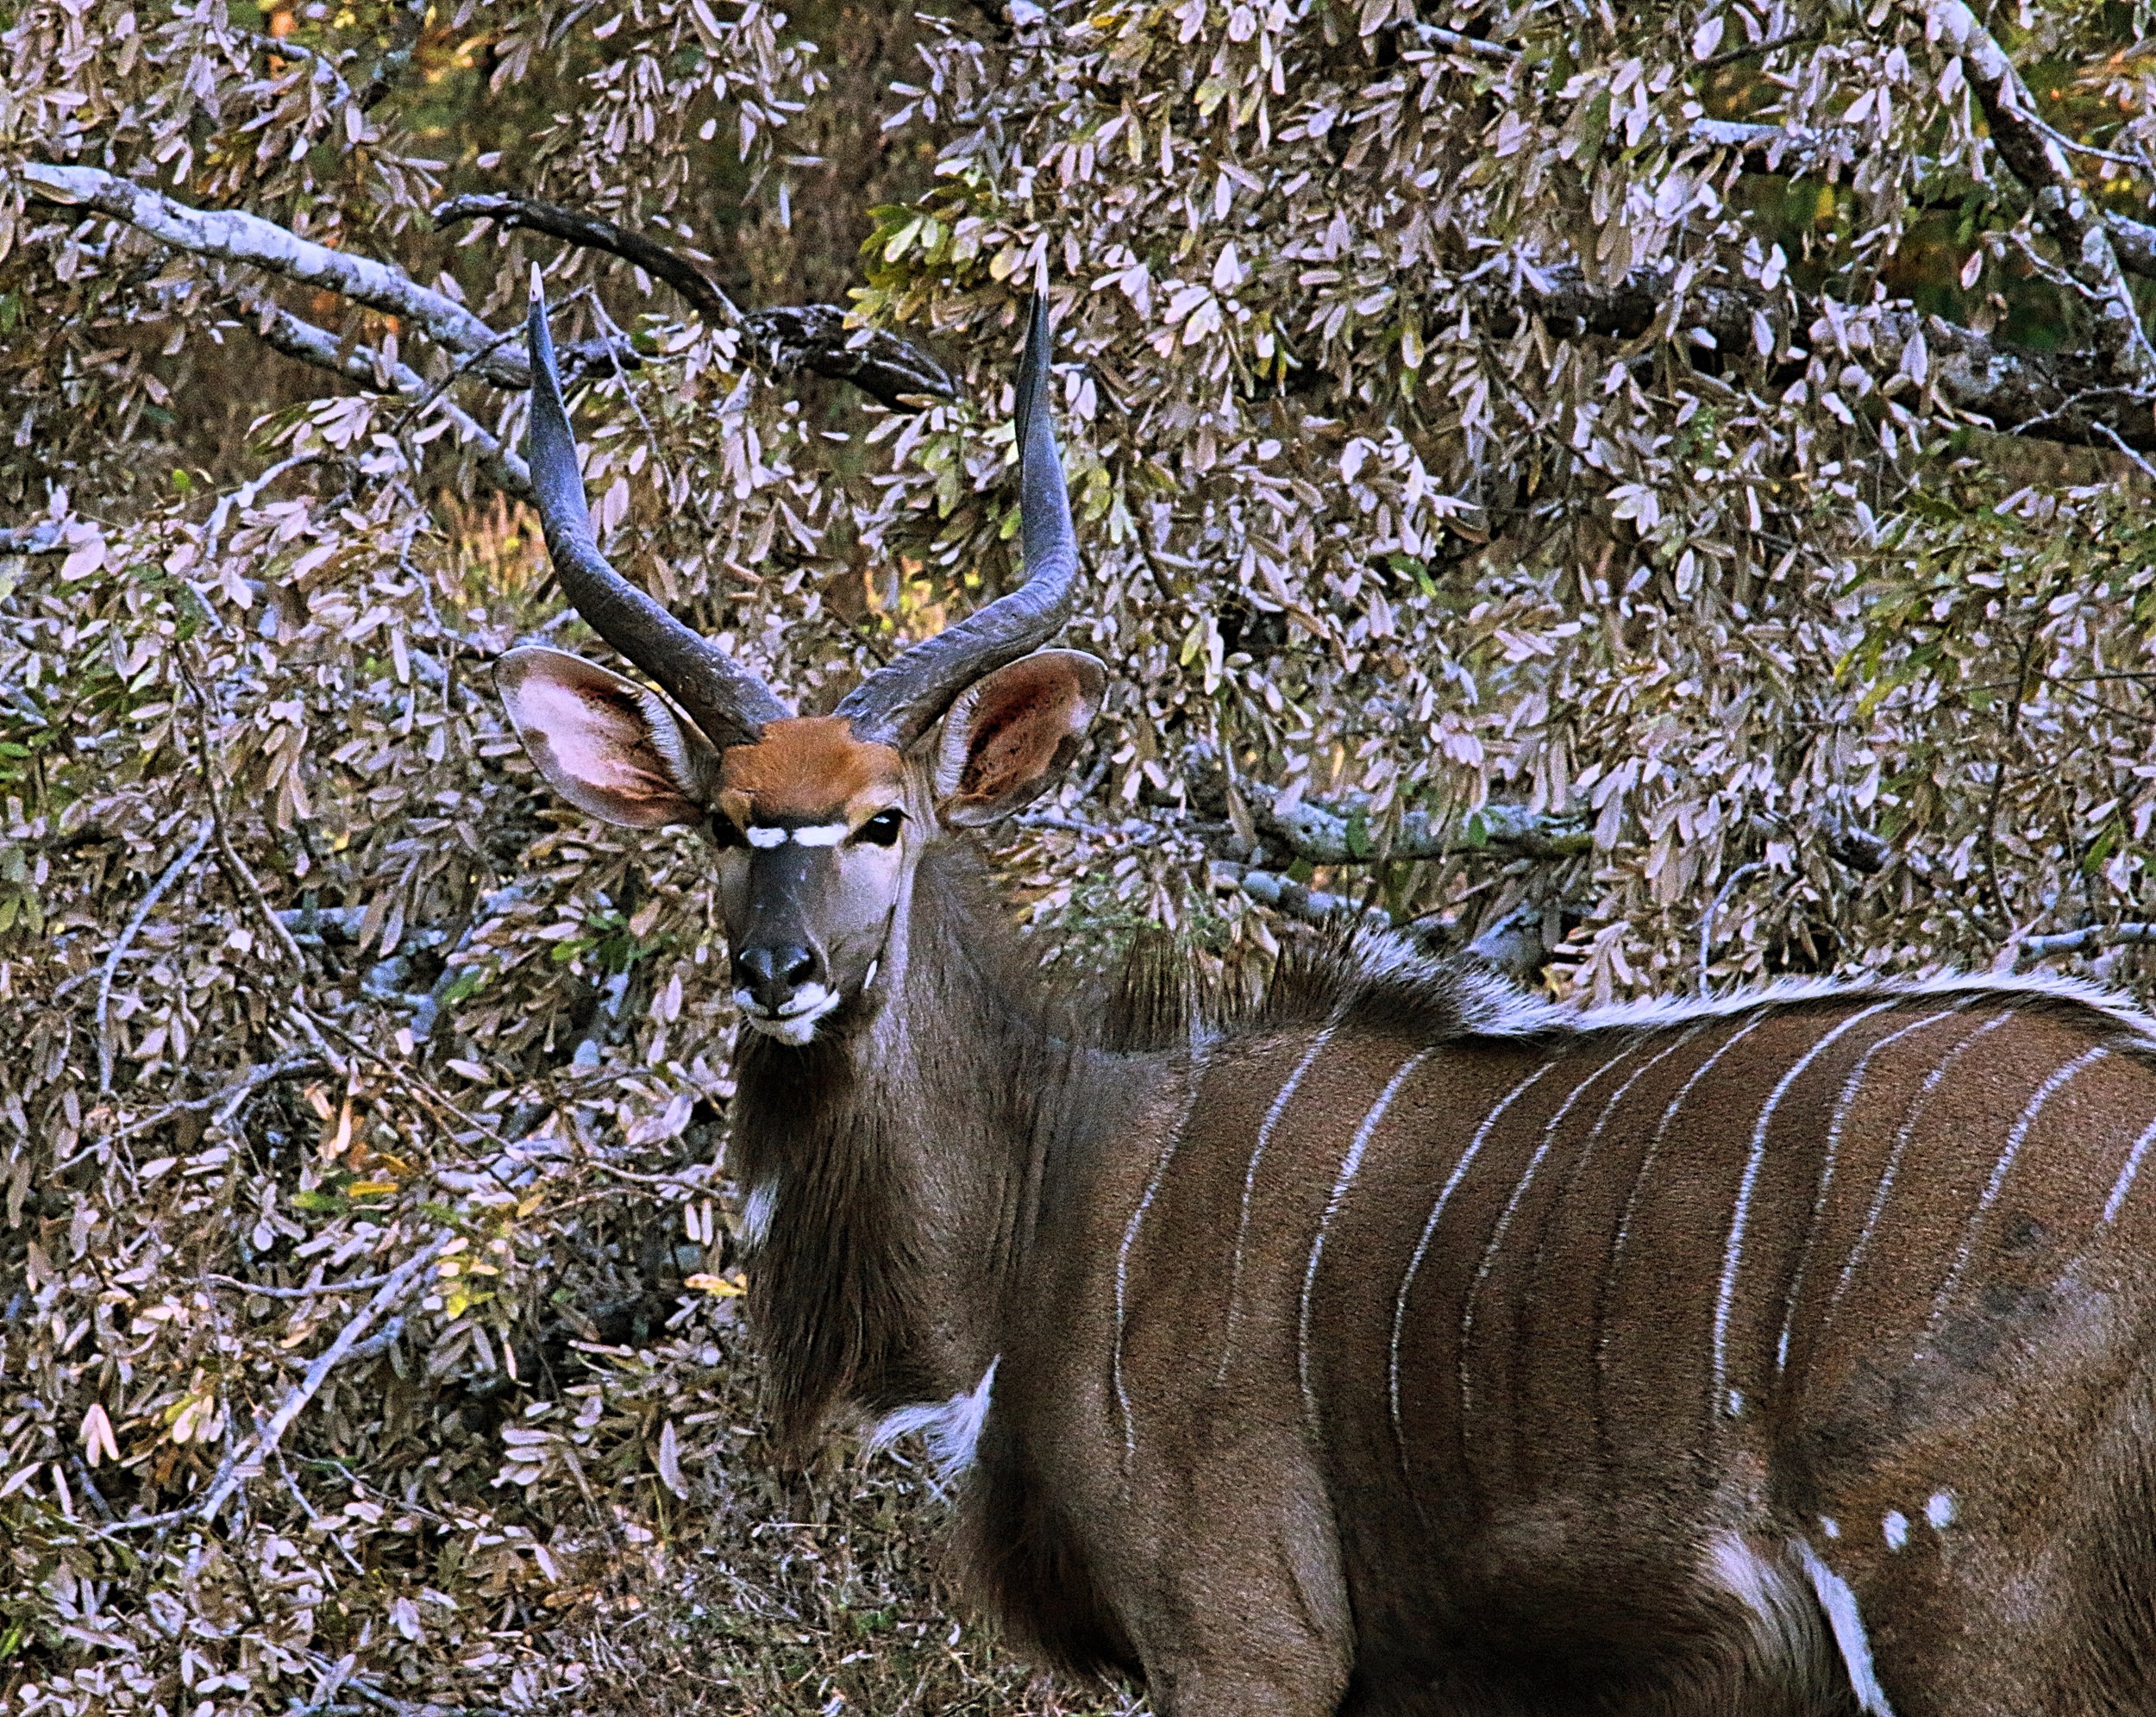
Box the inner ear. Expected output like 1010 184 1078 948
935 649 1106 827
497 646 718 828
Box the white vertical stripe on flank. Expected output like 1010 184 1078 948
1297 1050 1432 1441
1112 1045 1209 1471
1710 1002 1897 1419
1457 1044 1637 1438
2103 1113 2156 1225
1388 1057 1560 1487
1821 1011 2017 1336
1569 1023 1712 1191
1929 1043 2110 1329
1215 1025 1338 1384
1773 1003 1974 1377
1602 1011 1778 1307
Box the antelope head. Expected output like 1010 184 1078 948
496 275 1104 1045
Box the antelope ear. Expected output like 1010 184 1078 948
496 646 717 828
935 649 1106 827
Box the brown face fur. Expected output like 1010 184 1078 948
715 715 905 831
706 718 916 1045
498 647 1103 1047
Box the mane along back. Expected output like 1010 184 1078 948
1118 920 2156 1058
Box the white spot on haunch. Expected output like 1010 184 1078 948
1883 1511 1909 1551
1821 1516 1841 1539
1300 1050 1431 1438
1798 1540 1896 1715
867 1358 998 1493
1926 1490 1958 1531
738 1181 778 1250
863 957 880 993
744 825 787 849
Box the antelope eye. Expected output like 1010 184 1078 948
708 812 744 850
854 808 904 848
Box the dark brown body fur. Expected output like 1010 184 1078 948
730 839 2156 1715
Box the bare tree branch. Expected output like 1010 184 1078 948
21 163 527 385
1909 0 2154 382
1260 794 1592 863
243 298 532 496
433 191 958 409
1495 260 2156 451
2015 922 2156 965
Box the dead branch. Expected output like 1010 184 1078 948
433 191 958 408
191 1235 448 1521
103 1056 320 1147
1915 0 2153 383
205 1269 398 1299
1261 795 1592 864
97 818 216 1092
2015 922 2156 965
1496 261 2156 451
1208 859 1391 930
244 298 533 497
22 163 524 385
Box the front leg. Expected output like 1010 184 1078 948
1122 1462 1356 1717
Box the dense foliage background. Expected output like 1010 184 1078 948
5 0 2156 1711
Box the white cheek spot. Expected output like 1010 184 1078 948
1925 1490 1957 1531
744 825 787 849
738 1181 778 1250
866 1358 999 1493
1883 1511 1909 1551
789 822 849 847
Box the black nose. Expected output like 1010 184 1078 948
736 943 820 1011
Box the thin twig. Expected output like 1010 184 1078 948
2092 419 2156 484
178 651 351 1080
1698 862 1765 994
1699 26 1819 71
101 1055 318 1148
97 818 215 1092
202 451 329 567
191 1237 448 1522
205 1269 398 1300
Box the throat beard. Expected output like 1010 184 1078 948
730 1031 934 1453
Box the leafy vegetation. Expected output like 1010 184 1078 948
3 0 2156 1713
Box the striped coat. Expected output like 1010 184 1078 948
975 949 2156 1714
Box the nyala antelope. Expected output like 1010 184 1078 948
498 276 2156 1714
